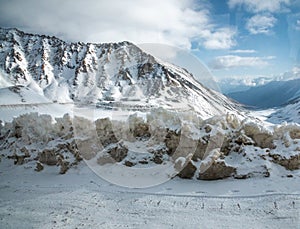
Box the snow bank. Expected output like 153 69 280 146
0 109 300 184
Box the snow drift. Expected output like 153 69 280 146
1 109 299 187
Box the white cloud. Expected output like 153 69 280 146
0 0 236 50
201 28 236 49
229 49 257 53
210 55 275 69
228 0 290 13
246 14 277 34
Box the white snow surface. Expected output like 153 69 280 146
0 158 299 229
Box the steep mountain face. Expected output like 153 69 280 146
227 79 300 109
0 28 240 118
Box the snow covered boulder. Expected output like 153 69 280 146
198 161 236 180
289 126 300 140
243 122 275 149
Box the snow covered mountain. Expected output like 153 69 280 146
0 28 240 118
218 67 300 95
227 78 300 109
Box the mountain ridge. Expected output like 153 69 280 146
0 27 240 118
227 78 300 109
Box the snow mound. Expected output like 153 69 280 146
1 109 299 186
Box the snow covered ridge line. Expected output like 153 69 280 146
0 27 241 119
1 109 300 187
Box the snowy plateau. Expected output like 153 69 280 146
0 28 300 228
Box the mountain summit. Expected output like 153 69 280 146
0 28 240 118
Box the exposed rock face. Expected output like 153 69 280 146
95 118 118 147
198 161 236 180
164 129 181 155
289 128 300 140
270 154 300 170
108 143 128 162
178 162 197 179
131 122 151 139
38 149 58 166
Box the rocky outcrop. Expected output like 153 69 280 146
35 161 44 172
198 161 236 180
243 123 275 149
270 153 300 170
38 149 58 165
108 143 128 162
95 118 118 147
178 162 197 179
164 129 181 155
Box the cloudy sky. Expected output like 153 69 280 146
0 0 299 80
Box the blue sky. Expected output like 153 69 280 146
193 0 300 79
0 0 299 80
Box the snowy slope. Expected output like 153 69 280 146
0 28 240 119
268 98 300 124
227 78 300 109
0 85 50 105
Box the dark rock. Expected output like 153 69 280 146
270 153 300 170
108 143 128 162
198 161 236 180
124 160 135 167
234 174 249 179
290 129 300 139
178 162 196 179
131 122 150 139
139 160 148 164
59 160 70 174
38 149 58 165
164 129 181 155
35 161 44 172
95 118 118 147
204 125 212 133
